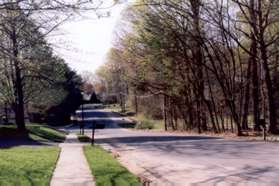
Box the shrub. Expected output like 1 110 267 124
136 119 154 130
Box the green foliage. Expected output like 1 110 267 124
98 1 279 134
0 5 83 130
84 145 140 186
0 147 59 185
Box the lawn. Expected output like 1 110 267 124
84 145 141 186
0 147 60 185
0 124 67 143
27 124 66 143
0 124 66 185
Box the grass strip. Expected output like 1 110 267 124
84 145 141 186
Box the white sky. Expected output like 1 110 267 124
49 1 128 74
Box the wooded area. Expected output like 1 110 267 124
97 0 279 135
0 0 102 130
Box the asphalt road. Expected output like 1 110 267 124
74 106 279 186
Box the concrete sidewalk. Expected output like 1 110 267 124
51 134 95 186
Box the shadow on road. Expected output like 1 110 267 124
76 110 122 118
95 133 275 158
95 135 222 144
192 165 278 185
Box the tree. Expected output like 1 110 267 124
0 8 59 129
0 0 113 130
97 0 279 135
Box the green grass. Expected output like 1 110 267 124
84 145 141 186
27 124 66 143
0 124 67 143
77 134 91 143
0 147 60 185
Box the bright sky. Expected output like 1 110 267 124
50 1 128 74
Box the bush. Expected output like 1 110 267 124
136 119 154 130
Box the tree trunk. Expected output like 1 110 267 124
261 47 277 133
242 56 252 130
190 0 207 133
134 89 138 114
4 102 9 124
257 0 278 134
11 24 25 131
14 63 25 131
163 95 168 131
249 0 261 131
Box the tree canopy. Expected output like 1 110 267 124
98 0 279 135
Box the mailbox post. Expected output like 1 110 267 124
80 103 85 135
91 121 96 146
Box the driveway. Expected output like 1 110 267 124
74 106 279 186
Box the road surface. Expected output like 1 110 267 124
72 105 279 186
